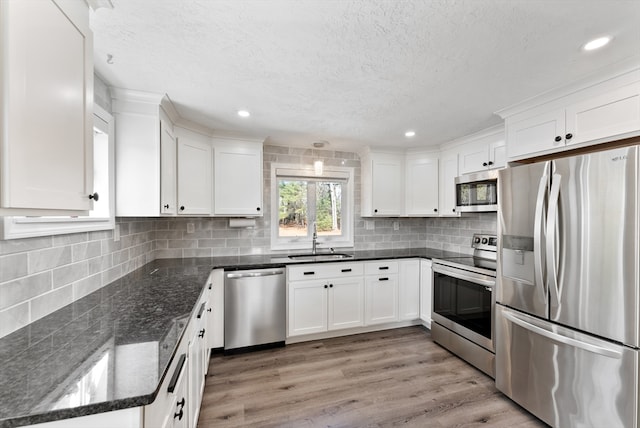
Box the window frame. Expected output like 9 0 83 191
0 105 116 239
270 163 354 251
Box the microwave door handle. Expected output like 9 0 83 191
546 173 562 310
533 167 549 306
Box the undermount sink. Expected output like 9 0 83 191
287 252 353 260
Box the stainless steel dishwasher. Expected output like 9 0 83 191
224 268 286 353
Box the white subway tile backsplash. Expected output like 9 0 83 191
30 285 73 321
0 253 28 282
71 241 102 262
0 272 51 310
28 246 72 274
0 236 52 256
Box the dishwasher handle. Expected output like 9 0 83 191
226 269 284 279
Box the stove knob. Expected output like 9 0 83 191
474 237 481 244
481 237 488 244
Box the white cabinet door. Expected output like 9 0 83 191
160 121 177 215
507 109 566 159
188 312 206 428
288 281 328 336
438 150 459 217
458 145 490 176
405 154 439 216
365 275 399 325
566 82 640 147
398 260 420 321
213 141 263 216
489 140 506 169
327 277 364 331
178 138 212 215
207 270 224 350
420 260 433 326
1 0 93 213
367 153 403 216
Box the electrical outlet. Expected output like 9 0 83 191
187 223 195 234
393 221 399 231
114 224 120 242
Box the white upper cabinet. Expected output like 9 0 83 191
457 127 506 175
502 71 640 160
0 0 94 215
160 122 177 215
438 149 459 217
361 151 403 216
113 89 179 217
177 131 213 216
212 139 263 216
404 152 439 216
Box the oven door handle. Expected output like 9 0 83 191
432 264 495 287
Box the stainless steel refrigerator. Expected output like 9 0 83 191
496 145 640 428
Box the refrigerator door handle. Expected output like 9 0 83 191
533 166 548 304
546 173 562 309
502 310 623 359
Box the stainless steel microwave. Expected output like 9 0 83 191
455 170 499 212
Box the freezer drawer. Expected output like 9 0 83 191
496 305 639 428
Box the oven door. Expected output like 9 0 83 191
432 263 495 352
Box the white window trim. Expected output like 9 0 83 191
0 105 116 239
271 163 354 251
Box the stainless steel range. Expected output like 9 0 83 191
431 234 497 378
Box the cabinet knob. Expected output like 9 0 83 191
374 209 378 213
164 204 170 209
433 208 438 212
554 136 562 142
180 206 185 211
198 328 205 338
207 308 212 312
256 207 261 211
482 162 488 167
452 208 456 212
324 284 328 289
177 398 185 408
174 409 183 420
488 161 494 166
329 284 333 288
88 192 99 201
565 133 573 140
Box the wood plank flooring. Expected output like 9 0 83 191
197 326 546 427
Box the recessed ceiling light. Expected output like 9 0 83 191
237 110 251 118
583 36 611 51
405 130 416 138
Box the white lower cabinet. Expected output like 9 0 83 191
398 259 420 320
207 269 224 350
364 261 399 325
420 259 433 327
287 263 364 337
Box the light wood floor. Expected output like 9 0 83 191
198 326 546 427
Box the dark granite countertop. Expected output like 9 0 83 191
0 248 461 427
0 258 213 428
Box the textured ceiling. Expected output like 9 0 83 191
90 0 640 150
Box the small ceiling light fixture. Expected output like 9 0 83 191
237 110 251 118
583 36 611 51
314 160 324 176
405 130 416 138
313 140 329 148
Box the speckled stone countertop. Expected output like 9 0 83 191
0 248 463 427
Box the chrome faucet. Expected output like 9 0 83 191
312 222 318 255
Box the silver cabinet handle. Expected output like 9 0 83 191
533 163 549 306
432 264 495 287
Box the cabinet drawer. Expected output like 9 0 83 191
364 260 399 275
288 262 364 281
